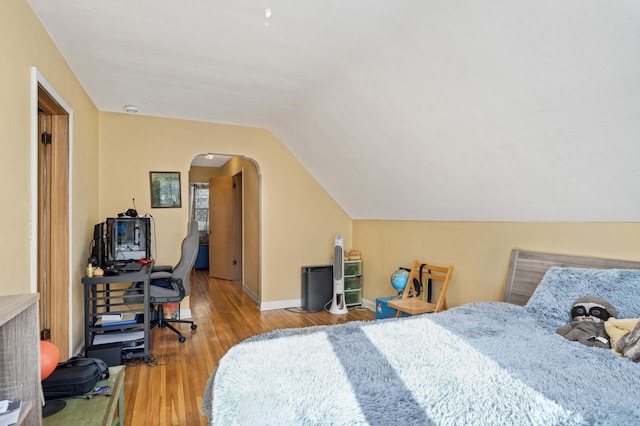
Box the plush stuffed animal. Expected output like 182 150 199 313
605 317 640 362
556 296 616 349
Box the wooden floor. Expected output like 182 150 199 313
123 269 375 425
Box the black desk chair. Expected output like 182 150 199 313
125 220 199 342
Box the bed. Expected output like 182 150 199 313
202 249 640 425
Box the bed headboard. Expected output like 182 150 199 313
503 248 640 306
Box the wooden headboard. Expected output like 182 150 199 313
503 249 640 306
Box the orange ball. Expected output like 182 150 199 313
40 340 60 380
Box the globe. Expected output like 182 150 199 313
390 269 409 291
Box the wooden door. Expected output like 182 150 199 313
209 174 243 281
232 173 243 281
37 85 70 359
209 176 234 279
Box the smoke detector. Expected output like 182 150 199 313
123 104 139 113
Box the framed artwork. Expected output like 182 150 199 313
149 171 182 208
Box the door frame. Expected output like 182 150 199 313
30 67 74 357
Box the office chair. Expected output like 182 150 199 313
125 220 199 342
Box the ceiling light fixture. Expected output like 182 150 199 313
123 104 138 113
264 8 272 27
204 153 214 160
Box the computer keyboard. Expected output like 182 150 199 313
121 262 143 272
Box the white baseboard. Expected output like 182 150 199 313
242 284 260 304
74 342 85 357
259 298 375 312
260 299 301 311
360 298 375 311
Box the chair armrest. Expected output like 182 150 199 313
148 276 185 301
150 271 172 280
169 277 186 298
152 265 173 273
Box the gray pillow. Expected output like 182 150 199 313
524 266 640 331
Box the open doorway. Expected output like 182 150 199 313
189 154 260 302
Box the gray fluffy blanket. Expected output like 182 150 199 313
203 267 640 425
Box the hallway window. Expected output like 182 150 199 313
192 183 209 243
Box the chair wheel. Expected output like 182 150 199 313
179 336 186 343
191 324 197 330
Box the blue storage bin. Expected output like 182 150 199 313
195 243 209 270
375 296 411 319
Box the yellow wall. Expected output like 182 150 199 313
242 160 260 299
189 165 224 182
355 221 640 306
98 113 351 304
1 0 100 353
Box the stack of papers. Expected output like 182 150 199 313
93 330 144 345
99 313 138 327
102 314 123 322
0 400 22 426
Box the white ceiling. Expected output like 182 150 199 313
191 154 232 168
27 0 640 221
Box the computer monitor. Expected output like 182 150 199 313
89 222 105 267
105 217 151 262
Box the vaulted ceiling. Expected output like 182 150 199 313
27 0 640 221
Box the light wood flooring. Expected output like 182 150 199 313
123 269 375 425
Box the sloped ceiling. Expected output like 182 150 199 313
28 0 640 221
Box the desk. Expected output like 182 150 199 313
82 264 152 363
43 365 125 426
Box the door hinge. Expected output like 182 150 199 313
41 132 52 145
41 328 51 340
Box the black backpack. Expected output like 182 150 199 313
42 357 109 400
413 263 433 302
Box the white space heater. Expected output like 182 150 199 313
329 235 348 314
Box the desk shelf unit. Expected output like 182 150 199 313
82 265 153 363
0 294 42 425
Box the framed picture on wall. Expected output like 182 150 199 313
150 171 182 208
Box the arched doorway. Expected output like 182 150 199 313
189 154 261 302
